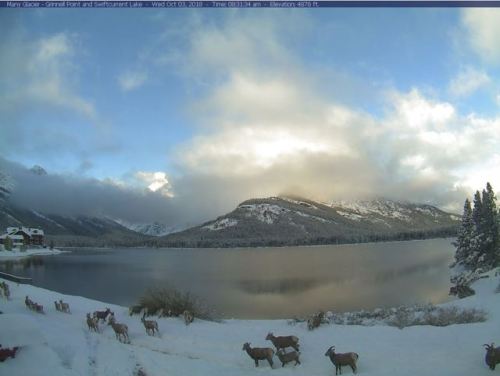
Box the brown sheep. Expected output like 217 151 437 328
141 313 159 336
276 349 301 367
0 345 19 362
183 310 194 325
86 313 99 332
265 332 299 352
108 315 130 344
484 343 500 370
325 346 359 375
308 311 325 330
242 342 274 368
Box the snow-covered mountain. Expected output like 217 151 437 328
161 196 460 248
114 220 182 237
0 167 148 246
0 171 14 202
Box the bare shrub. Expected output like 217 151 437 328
134 287 214 320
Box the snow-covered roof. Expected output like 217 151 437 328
6 226 44 236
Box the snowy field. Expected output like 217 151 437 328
0 248 64 259
0 271 499 376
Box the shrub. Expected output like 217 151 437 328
133 286 214 320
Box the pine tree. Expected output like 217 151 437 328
453 198 473 267
481 183 499 265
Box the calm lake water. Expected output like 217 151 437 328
0 238 455 319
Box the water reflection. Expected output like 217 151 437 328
239 278 322 295
0 239 455 319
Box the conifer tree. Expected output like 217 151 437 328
481 183 499 265
453 198 473 267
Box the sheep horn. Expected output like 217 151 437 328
484 344 492 349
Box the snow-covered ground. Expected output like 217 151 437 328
0 271 499 376
0 248 64 259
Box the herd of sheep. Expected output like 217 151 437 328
242 332 357 374
1 279 500 373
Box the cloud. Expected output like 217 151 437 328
461 9 500 64
134 171 173 196
118 70 148 92
0 32 96 117
0 158 181 224
448 66 491 97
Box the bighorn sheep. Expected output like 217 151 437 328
86 313 100 332
25 296 43 313
242 342 274 368
308 311 325 330
0 282 10 300
265 332 300 352
0 344 19 362
59 300 71 313
141 313 159 336
484 343 500 370
93 308 112 322
325 346 359 375
108 315 130 343
183 310 194 325
276 349 301 367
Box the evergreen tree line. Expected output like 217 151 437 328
453 182 500 271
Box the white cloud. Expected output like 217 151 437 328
461 9 500 64
0 33 96 118
134 171 173 196
448 67 491 97
118 71 148 92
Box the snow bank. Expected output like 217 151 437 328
0 272 499 376
0 248 65 259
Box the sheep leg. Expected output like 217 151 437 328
254 359 258 367
295 359 301 365
267 357 273 368
350 364 357 374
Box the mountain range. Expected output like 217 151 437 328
159 196 460 247
0 168 459 247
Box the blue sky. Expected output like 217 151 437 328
1 7 500 222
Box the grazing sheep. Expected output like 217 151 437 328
242 342 274 368
484 343 500 370
0 345 19 362
93 308 112 322
265 332 300 352
141 313 159 336
59 300 71 314
276 349 301 367
325 346 359 375
54 301 61 311
108 315 130 343
183 310 194 325
86 313 99 332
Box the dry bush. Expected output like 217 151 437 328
133 287 214 320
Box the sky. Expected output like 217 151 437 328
1 7 500 226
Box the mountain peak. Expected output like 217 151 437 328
30 165 47 176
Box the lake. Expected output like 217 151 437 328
0 238 455 319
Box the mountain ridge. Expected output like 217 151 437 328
159 195 459 248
